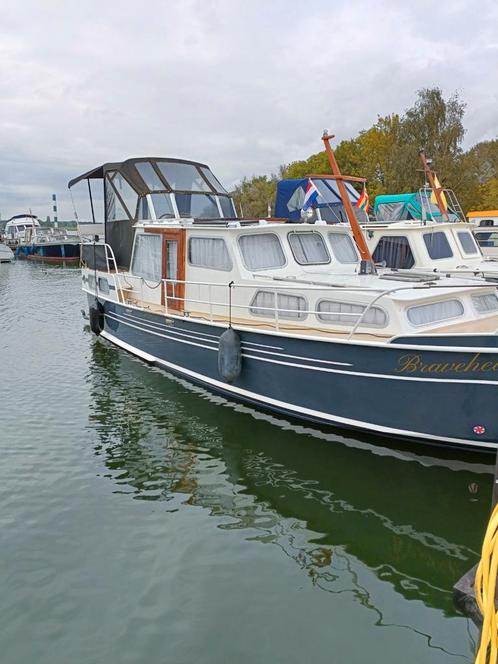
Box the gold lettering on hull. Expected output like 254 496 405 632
395 353 498 374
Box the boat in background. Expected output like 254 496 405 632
467 210 498 258
4 214 40 247
69 134 498 451
360 153 498 281
15 226 80 263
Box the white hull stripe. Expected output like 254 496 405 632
112 309 285 351
112 310 351 367
105 312 498 385
99 330 497 450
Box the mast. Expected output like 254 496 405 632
418 150 449 221
321 131 376 274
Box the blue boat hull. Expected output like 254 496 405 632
90 296 498 450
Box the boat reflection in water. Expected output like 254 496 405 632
87 337 493 656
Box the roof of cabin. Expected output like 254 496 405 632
467 210 498 218
68 157 210 192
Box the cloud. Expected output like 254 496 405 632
0 0 497 219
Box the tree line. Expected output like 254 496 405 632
232 88 498 218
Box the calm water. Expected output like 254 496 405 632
0 260 494 663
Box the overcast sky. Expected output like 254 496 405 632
0 0 497 220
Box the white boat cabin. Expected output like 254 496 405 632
72 158 498 342
5 214 40 242
363 220 498 281
467 211 498 258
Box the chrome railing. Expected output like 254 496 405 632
88 242 494 336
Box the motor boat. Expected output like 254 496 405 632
69 136 498 450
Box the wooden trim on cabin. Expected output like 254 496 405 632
144 226 185 311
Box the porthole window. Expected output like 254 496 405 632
317 300 387 327
472 293 498 313
407 299 464 326
250 291 307 320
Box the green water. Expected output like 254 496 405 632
0 261 494 663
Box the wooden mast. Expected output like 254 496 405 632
418 150 449 221
321 131 376 273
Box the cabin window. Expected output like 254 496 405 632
157 162 210 192
407 299 464 326
200 167 228 194
105 173 128 221
475 231 498 248
328 233 358 263
250 291 307 320
239 233 286 271
188 237 232 271
110 173 138 218
131 234 162 282
288 232 330 265
479 220 494 227
135 162 166 191
150 193 175 219
472 293 498 313
98 277 110 294
423 231 453 259
317 300 387 327
457 231 479 255
372 236 414 268
176 193 219 219
219 196 236 218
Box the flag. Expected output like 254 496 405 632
355 184 369 213
302 179 320 210
430 176 448 212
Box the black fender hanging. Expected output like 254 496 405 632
218 327 242 383
89 300 105 336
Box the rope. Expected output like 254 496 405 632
475 501 498 663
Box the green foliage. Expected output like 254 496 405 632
235 88 498 216
231 175 277 218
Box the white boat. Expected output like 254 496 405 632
4 214 40 246
467 210 498 258
69 137 498 451
362 219 498 282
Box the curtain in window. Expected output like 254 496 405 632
317 300 387 326
166 241 178 280
239 234 286 270
188 237 232 271
472 294 498 313
372 236 414 269
250 291 307 320
328 233 358 263
132 234 162 282
288 233 329 264
407 300 463 325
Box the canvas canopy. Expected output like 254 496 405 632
374 192 453 222
275 178 361 223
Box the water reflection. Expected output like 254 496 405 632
87 338 492 626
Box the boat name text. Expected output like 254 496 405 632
395 353 498 374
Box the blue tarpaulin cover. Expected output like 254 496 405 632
275 178 360 222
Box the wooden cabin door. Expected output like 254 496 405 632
162 229 186 312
